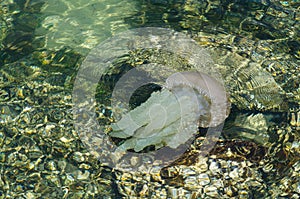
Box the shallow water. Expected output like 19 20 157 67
0 0 299 198
36 0 139 53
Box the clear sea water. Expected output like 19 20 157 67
0 0 299 198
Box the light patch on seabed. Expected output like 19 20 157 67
35 0 139 54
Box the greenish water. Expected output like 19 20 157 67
35 0 139 54
0 0 299 198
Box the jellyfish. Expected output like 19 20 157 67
109 71 230 152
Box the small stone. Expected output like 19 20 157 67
72 152 85 163
203 186 219 197
184 176 199 190
225 187 234 197
0 152 5 163
77 170 90 180
25 191 36 199
209 161 220 174
64 174 75 186
28 162 35 170
238 190 249 197
150 166 162 182
229 168 240 181
46 160 57 171
45 124 55 133
16 88 25 99
139 184 149 197
79 163 91 170
45 174 61 187
15 184 24 192
198 173 210 186
182 168 196 176
168 187 179 198
60 136 73 143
